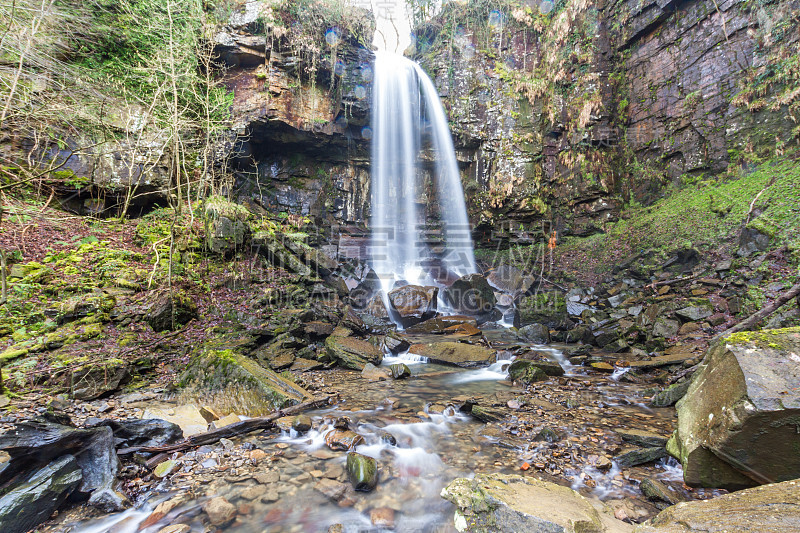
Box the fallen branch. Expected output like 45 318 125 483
646 274 699 291
117 394 338 456
711 280 800 343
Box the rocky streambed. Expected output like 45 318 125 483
4 328 695 533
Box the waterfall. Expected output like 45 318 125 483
369 51 476 290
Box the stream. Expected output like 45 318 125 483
58 329 683 533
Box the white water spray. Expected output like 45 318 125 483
370 51 476 288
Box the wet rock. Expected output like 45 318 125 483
508 360 550 385
76 426 129 512
565 325 593 344
514 356 565 377
203 196 251 254
668 327 800 490
325 430 365 451
408 342 495 367
635 479 800 532
444 274 497 317
486 266 535 297
0 455 82 533
590 362 615 372
639 478 686 505
406 315 478 334
387 285 438 327
616 429 669 448
204 496 236 527
470 405 505 423
534 427 562 443
325 336 383 370
314 478 347 501
157 525 191 533
649 380 691 407
370 507 395 528
179 348 313 416
518 291 569 330
364 293 391 320
346 452 378 491
518 323 550 344
292 415 312 433
144 290 198 331
442 473 632 533
616 447 667 468
361 362 391 382
389 363 411 379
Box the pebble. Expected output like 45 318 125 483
239 485 267 501
203 496 236 526
255 471 279 484
370 507 395 528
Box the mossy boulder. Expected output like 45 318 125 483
179 349 313 416
203 196 252 254
441 473 630 533
144 290 198 331
346 452 378 491
57 292 116 325
324 336 383 370
508 360 550 384
668 327 800 490
518 291 569 329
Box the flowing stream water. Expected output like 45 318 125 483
62 329 684 533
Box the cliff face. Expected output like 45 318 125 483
215 1 375 232
414 0 799 239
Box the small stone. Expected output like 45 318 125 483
249 449 268 462
370 507 395 528
199 406 222 422
203 496 236 526
314 478 347 501
219 438 235 450
590 362 614 372
260 490 280 503
157 526 190 533
153 460 179 479
389 363 411 379
240 485 267 501
255 471 280 484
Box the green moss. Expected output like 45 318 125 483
725 326 800 350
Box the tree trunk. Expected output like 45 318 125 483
712 281 800 343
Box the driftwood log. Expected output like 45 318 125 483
712 280 800 343
117 394 337 456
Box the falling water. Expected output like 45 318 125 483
370 51 476 289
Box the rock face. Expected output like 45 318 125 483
415 0 797 237
668 328 800 490
441 473 632 533
635 479 800 533
179 349 313 415
387 285 439 327
0 455 83 533
218 1 375 231
409 342 495 367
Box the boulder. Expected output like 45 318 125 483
649 381 691 408
178 349 313 416
68 360 130 400
635 479 800 532
325 336 383 370
486 265 536 297
89 418 183 449
616 447 667 468
346 452 378 491
444 274 497 317
0 455 82 533
667 327 800 490
389 363 411 379
361 362 391 382
517 323 550 344
387 285 438 327
616 429 669 448
408 342 495 367
518 291 569 329
441 473 632 533
325 430 364 451
202 196 251 254
512 357 564 377
145 290 198 331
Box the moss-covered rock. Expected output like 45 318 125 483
407 342 494 367
144 290 198 331
324 336 383 370
508 360 550 384
179 348 313 416
346 452 378 492
441 473 630 533
518 291 569 329
668 327 800 490
203 196 252 255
